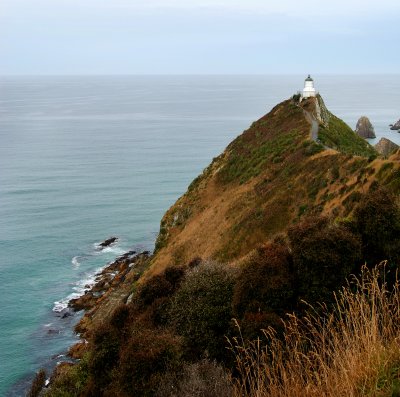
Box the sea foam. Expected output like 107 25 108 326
71 256 80 268
52 265 105 312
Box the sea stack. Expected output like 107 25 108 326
355 116 376 139
390 119 400 130
375 138 399 157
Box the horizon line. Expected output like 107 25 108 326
1 72 400 77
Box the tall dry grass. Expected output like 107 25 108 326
230 264 400 397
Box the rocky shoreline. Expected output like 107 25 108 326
64 246 151 358
27 244 153 394
68 249 140 311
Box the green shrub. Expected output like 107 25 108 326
233 242 294 319
156 359 232 397
109 303 130 330
45 357 90 397
88 323 120 389
168 261 237 361
134 266 185 309
353 188 400 266
28 369 46 397
118 329 182 396
292 93 301 103
288 216 362 304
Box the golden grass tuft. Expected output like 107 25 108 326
230 264 400 397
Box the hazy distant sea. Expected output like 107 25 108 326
0 75 399 395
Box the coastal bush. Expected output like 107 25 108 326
28 369 46 397
134 266 185 310
109 303 130 330
353 188 400 266
288 216 361 304
156 359 232 397
292 93 301 103
168 261 237 361
117 329 182 396
88 323 120 389
239 311 284 341
136 274 174 307
45 357 90 397
232 242 294 320
130 266 186 328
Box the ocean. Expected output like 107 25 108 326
0 75 399 395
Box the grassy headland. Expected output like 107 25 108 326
35 96 400 397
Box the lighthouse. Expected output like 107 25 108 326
302 75 316 98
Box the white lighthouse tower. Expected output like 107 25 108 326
302 75 316 98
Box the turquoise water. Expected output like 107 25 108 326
1 75 399 395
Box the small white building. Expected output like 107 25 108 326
302 75 316 98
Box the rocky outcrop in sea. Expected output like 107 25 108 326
374 138 399 157
390 119 400 131
98 236 118 249
355 116 376 138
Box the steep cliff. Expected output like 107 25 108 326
148 96 380 277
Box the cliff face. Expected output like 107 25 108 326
355 116 376 139
147 97 384 278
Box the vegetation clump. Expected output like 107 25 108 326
353 188 400 267
156 359 232 397
168 261 237 361
233 242 294 319
288 216 362 303
28 369 46 397
118 329 182 396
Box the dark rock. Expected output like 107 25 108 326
47 329 61 335
375 138 399 157
390 119 400 130
355 116 376 138
98 237 118 248
61 311 72 319
69 292 96 311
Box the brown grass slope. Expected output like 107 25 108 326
231 265 400 397
147 97 398 278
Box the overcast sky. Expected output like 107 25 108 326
1 0 399 74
